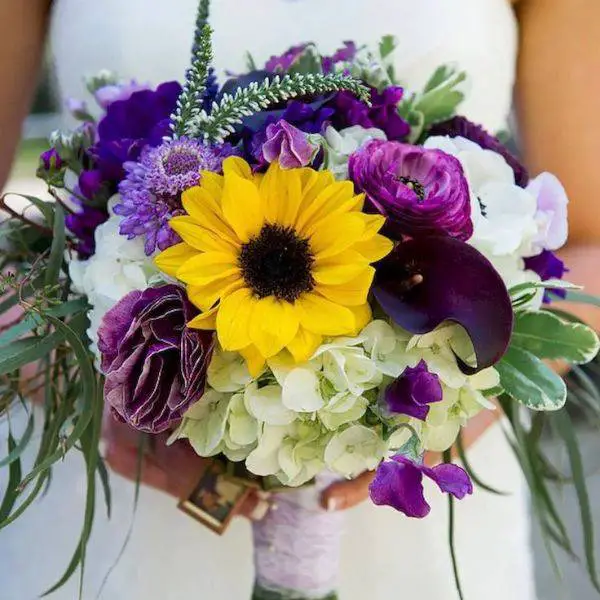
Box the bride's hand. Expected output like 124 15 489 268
102 414 270 521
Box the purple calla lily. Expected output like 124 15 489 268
369 455 473 518
373 236 513 373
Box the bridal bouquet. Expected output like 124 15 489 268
2 1 600 598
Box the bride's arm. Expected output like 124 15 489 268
0 1 51 189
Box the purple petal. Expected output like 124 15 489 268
421 462 474 499
373 237 513 373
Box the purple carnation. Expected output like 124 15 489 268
524 250 568 302
349 139 472 241
115 138 233 255
262 119 320 169
369 455 473 518
98 285 215 434
92 81 182 182
385 361 443 420
429 116 529 187
328 86 410 141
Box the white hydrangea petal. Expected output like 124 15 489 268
282 368 325 411
228 393 259 445
246 425 290 476
360 320 397 356
208 350 252 392
422 419 461 452
319 393 369 431
245 383 297 425
324 425 386 478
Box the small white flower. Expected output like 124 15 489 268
282 368 325 412
324 425 386 478
245 382 297 425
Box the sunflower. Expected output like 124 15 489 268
155 157 393 374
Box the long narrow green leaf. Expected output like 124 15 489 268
0 412 34 468
553 411 600 592
0 432 22 522
0 331 66 377
443 449 464 600
456 433 507 495
96 457 112 519
564 291 600 308
45 203 66 288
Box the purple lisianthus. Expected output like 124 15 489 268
322 41 357 74
369 455 473 518
262 119 320 169
265 43 311 73
429 116 529 187
524 250 568 302
349 139 472 241
385 361 443 420
328 86 410 141
98 285 215 434
115 138 233 255
92 81 182 182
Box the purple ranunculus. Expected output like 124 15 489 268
524 250 568 302
265 44 311 73
322 41 357 74
349 139 472 241
385 360 443 420
528 172 569 252
328 86 410 141
369 455 473 518
429 116 529 188
262 119 320 169
98 285 215 434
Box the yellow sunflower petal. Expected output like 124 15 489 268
248 296 299 358
239 344 266 377
352 234 394 262
216 287 257 351
187 305 218 330
222 156 253 180
359 213 387 240
260 162 303 227
309 213 365 260
154 243 198 278
315 267 375 306
287 327 322 363
296 293 355 335
187 275 243 312
299 168 335 206
312 250 369 285
222 172 265 243
176 252 240 286
349 303 373 334
169 216 238 254
198 171 224 201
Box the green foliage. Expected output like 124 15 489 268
194 72 371 142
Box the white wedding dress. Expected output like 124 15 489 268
0 1 537 598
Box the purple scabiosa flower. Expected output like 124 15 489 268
385 360 443 420
369 455 473 518
328 86 410 141
92 81 182 182
115 138 233 255
322 41 357 73
429 116 529 187
524 250 568 302
265 44 310 73
349 139 472 241
262 119 320 169
98 284 215 434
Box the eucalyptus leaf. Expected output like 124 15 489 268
563 290 600 308
0 432 22 523
45 203 66 288
497 346 567 411
0 412 34 468
512 310 600 365
0 332 66 377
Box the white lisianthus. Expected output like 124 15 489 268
323 125 387 179
324 425 386 478
245 382 297 426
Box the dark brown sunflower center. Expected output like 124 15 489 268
397 176 426 202
239 223 315 302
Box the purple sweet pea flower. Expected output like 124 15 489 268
262 119 320 169
385 360 443 420
94 80 150 110
429 116 529 187
349 139 472 241
369 455 473 518
524 250 568 302
98 285 215 434
322 41 357 73
527 172 569 252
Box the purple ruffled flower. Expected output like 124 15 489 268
524 250 568 302
115 138 233 255
328 86 410 141
349 139 472 241
322 41 357 74
369 455 473 518
265 44 310 73
93 81 182 182
262 119 320 169
98 285 215 434
385 360 443 420
429 116 529 188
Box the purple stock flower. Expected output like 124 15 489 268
328 86 410 141
265 44 310 73
322 41 357 73
349 139 472 241
98 285 215 434
262 119 320 169
385 360 443 420
369 455 473 518
524 250 568 302
374 236 514 374
115 138 233 255
93 81 182 182
429 116 529 187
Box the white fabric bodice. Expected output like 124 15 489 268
50 0 517 133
